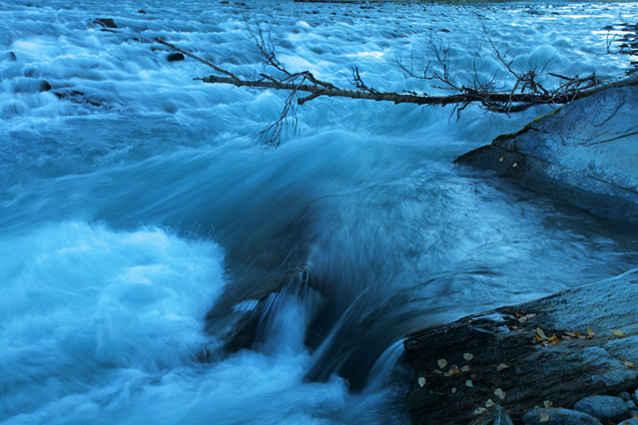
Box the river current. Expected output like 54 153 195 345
1 1 638 424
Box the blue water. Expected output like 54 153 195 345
1 1 638 423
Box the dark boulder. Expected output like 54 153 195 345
404 269 638 424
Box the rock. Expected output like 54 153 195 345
404 269 638 425
456 87 638 223
39 80 52 92
628 400 638 410
620 392 633 402
138 9 146 14
573 395 629 423
619 419 638 425
94 18 117 28
166 53 185 62
468 404 513 425
634 388 638 404
522 407 600 425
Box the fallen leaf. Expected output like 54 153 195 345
464 353 474 361
536 327 547 339
540 412 550 423
485 399 494 408
565 331 578 337
587 327 595 336
494 388 506 400
499 157 504 162
417 377 426 387
433 369 442 375
465 380 473 387
562 336 572 341
496 363 509 371
452 387 457 394
437 359 448 368
460 365 471 372
471 373 477 380
625 361 634 368
518 313 536 324
613 330 626 338
544 400 553 408
444 365 461 376
473 408 486 415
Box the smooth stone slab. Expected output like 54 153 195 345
522 407 600 425
573 395 629 423
456 87 638 222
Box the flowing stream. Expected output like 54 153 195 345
2 1 638 424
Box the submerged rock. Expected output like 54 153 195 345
456 87 638 223
404 269 638 424
94 18 117 28
167 53 185 62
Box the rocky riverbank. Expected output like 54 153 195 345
405 86 638 424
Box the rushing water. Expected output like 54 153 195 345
2 1 638 424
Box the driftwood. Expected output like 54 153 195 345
404 269 638 425
156 38 638 112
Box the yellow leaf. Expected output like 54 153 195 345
465 380 473 387
544 400 553 408
448 365 461 375
565 331 577 337
625 361 634 368
464 353 474 361
494 388 506 400
417 377 426 387
613 330 626 338
587 327 594 336
437 359 448 368
485 399 494 408
536 327 547 339
540 412 550 423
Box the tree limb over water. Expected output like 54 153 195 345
156 37 638 146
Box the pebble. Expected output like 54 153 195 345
634 388 638 405
620 391 633 402
627 399 638 410
522 407 600 425
619 419 638 425
573 395 629 424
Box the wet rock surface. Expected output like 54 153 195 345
404 269 638 425
573 395 629 423
522 407 600 425
456 87 638 223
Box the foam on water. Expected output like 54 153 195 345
1 0 638 424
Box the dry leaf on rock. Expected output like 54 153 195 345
496 363 509 371
417 377 426 387
494 388 506 400
460 365 471 372
625 361 634 368
543 400 553 408
485 399 494 408
473 408 486 415
536 327 547 340
613 329 626 338
437 359 448 368
465 380 473 387
463 353 473 361
540 412 550 423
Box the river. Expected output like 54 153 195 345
1 1 637 424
